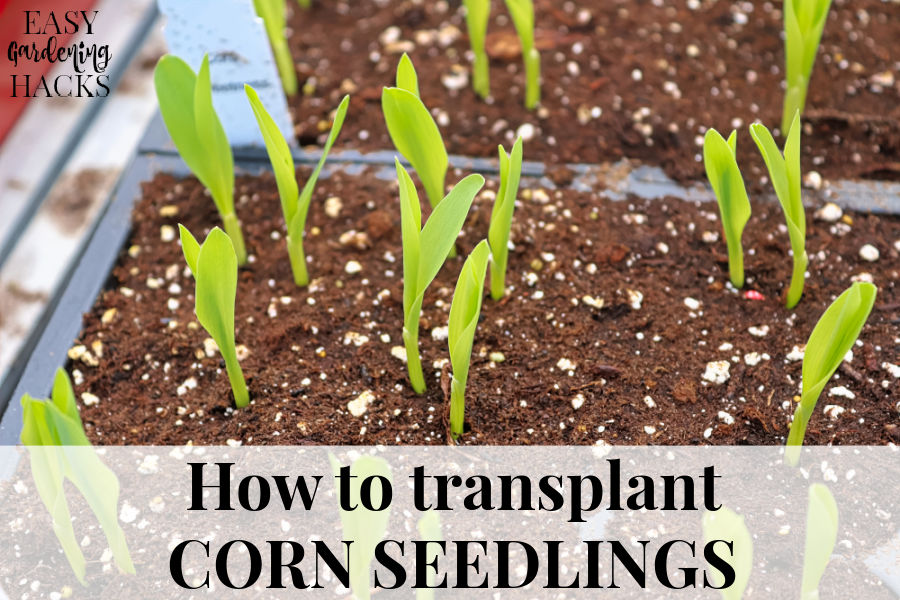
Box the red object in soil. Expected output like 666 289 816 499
0 0 96 144
743 290 765 301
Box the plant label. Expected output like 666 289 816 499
157 0 295 147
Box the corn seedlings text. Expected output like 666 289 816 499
154 54 247 264
179 225 250 408
448 239 491 439
786 281 876 464
703 129 751 288
750 111 807 308
397 160 484 393
488 136 523 300
246 85 349 285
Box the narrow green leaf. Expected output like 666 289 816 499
178 224 201 275
193 55 235 216
504 0 540 108
787 282 876 457
51 368 78 421
382 72 448 208
245 83 299 224
448 239 491 439
801 484 838 600
397 160 422 316
702 507 753 600
329 454 392 600
154 56 207 185
488 136 523 299
396 53 419 97
195 228 238 364
783 0 832 131
703 128 751 288
293 94 350 239
463 0 490 98
418 174 485 288
416 511 442 600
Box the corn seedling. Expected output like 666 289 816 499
504 0 540 109
463 0 490 98
329 454 391 600
382 54 448 211
448 239 491 440
786 282 876 464
246 85 349 285
179 225 250 408
254 0 298 95
488 136 523 300
702 507 752 600
782 0 832 132
397 160 484 393
801 484 838 600
21 369 134 584
750 111 806 308
703 129 751 288
416 511 442 600
297 0 310 9
154 54 246 264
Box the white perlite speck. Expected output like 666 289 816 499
702 361 731 384
883 362 900 378
828 386 855 399
324 196 343 218
627 289 644 310
683 297 701 311
717 411 735 425
516 123 536 141
391 346 408 363
786 345 805 362
345 260 363 274
823 405 845 420
643 425 656 435
571 394 585 410
748 325 770 337
343 332 370 347
814 202 842 222
556 358 577 371
744 352 762 366
431 326 449 341
81 392 100 406
119 502 139 524
176 377 198 396
348 390 375 417
859 244 880 262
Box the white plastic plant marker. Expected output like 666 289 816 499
157 0 295 147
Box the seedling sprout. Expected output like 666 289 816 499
488 136 523 300
782 0 832 132
448 239 491 439
750 111 807 308
801 484 839 600
504 0 540 109
397 160 484 393
21 369 134 584
703 128 751 288
254 0 298 95
154 54 247 264
702 506 752 600
463 0 491 98
786 282 876 464
179 225 250 408
246 85 349 285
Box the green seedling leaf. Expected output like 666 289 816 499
253 0 298 95
179 225 250 407
329 454 392 600
801 484 838 600
786 282 876 464
702 507 753 600
448 239 491 440
296 0 310 8
416 511 442 600
21 369 134 584
750 111 807 308
504 0 540 109
463 0 491 98
488 136 523 300
382 55 448 210
396 52 419 97
783 0 832 132
397 160 484 393
246 85 349 285
154 54 246 264
704 128 751 288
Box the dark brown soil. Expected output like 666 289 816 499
62 167 899 445
286 0 900 184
